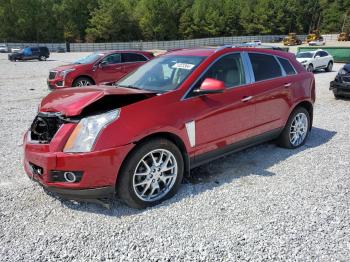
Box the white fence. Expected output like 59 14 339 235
4 34 339 52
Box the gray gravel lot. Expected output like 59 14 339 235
0 52 350 261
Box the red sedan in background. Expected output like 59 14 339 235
25 47 315 208
47 50 154 90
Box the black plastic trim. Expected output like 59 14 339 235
190 128 283 168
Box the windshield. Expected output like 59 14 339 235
117 55 206 92
296 52 314 58
74 52 103 64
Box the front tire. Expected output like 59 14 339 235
325 61 333 72
277 107 310 149
307 64 314 73
73 77 93 87
117 138 184 209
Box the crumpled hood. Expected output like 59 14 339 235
40 86 157 116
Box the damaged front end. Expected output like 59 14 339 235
23 86 157 198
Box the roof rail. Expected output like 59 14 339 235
215 43 288 52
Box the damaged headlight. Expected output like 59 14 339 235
339 68 348 75
64 109 120 153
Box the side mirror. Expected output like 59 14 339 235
99 60 108 68
194 78 225 95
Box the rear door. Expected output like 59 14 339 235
121 53 148 76
30 47 40 60
247 52 294 135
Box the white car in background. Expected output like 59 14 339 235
0 44 8 53
309 38 326 46
11 47 21 53
296 49 333 72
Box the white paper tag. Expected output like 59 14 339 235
172 63 195 70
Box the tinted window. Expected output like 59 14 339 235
315 52 321 57
320 51 328 57
102 53 121 65
278 57 296 75
249 53 282 81
122 53 147 62
200 53 246 88
31 47 39 52
74 52 103 64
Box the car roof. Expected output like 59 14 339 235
164 46 293 59
101 50 152 55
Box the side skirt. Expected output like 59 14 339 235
190 128 283 169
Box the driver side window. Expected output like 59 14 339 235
190 53 246 96
102 53 121 65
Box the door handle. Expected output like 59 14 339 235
241 96 253 102
284 83 292 88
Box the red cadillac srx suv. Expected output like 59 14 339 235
47 50 154 90
24 47 315 208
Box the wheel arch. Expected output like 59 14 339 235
116 132 190 189
73 75 96 86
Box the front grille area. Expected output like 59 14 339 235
30 113 62 143
48 71 57 80
342 76 350 83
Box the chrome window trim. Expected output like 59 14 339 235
182 52 251 100
274 56 287 76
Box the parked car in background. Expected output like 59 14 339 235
330 62 350 98
296 49 333 72
24 47 315 208
47 50 154 90
0 44 8 53
309 38 326 46
8 46 50 61
11 47 21 53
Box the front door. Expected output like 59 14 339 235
182 53 256 156
95 53 124 84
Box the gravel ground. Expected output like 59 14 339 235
0 52 350 261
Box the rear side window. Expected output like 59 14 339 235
277 57 296 75
249 53 282 81
320 51 329 57
122 53 148 63
102 53 121 65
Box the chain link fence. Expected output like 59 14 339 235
4 34 340 52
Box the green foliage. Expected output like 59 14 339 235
0 0 349 42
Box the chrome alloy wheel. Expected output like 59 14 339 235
289 112 308 146
133 149 178 202
77 80 91 86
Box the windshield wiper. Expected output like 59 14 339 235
118 85 144 90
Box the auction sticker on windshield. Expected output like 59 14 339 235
172 63 195 70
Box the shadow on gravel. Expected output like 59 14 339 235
56 127 336 216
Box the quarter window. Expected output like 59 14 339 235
122 53 148 62
277 57 296 75
248 53 282 81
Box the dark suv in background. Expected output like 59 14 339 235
8 46 50 61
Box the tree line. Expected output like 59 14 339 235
0 0 349 43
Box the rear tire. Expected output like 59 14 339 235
325 61 333 72
333 90 341 99
117 138 184 209
39 55 47 61
277 107 310 149
72 77 93 87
